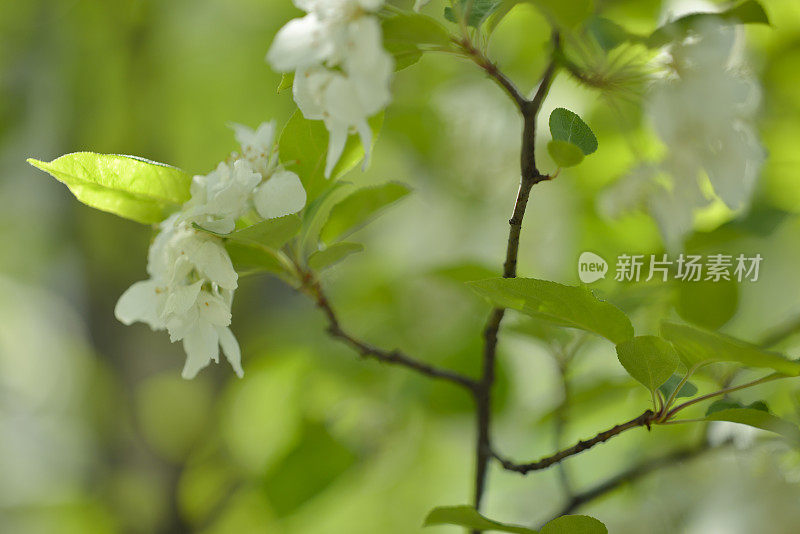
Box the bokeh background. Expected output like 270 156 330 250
3 0 800 532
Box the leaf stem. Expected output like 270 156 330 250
664 373 782 420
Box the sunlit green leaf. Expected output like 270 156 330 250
547 140 585 168
661 322 800 375
659 374 698 400
468 278 634 344
28 153 191 224
320 182 411 243
646 0 770 48
278 111 383 201
616 335 679 392
308 242 364 271
549 108 598 156
540 514 608 534
423 505 535 533
704 408 800 444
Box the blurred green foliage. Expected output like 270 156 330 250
4 0 800 533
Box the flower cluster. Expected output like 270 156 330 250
266 0 393 178
114 122 307 379
601 20 765 250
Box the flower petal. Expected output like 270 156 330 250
198 291 232 327
181 324 219 379
266 13 333 72
185 239 238 290
324 120 349 178
253 170 307 219
163 280 203 317
216 326 243 378
114 280 166 330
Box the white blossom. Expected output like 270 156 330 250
267 0 392 177
115 121 308 379
600 20 764 250
231 121 276 175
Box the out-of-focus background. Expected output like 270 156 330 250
3 0 800 532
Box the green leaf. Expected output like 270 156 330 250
320 182 411 243
616 336 680 392
444 0 501 28
540 515 608 534
308 242 364 271
706 399 769 416
299 181 357 259
28 152 191 224
277 72 294 93
226 215 302 249
704 408 800 444
468 278 634 344
646 0 770 48
278 111 383 201
225 242 291 279
659 374 698 400
676 278 738 330
509 317 574 347
423 505 536 533
530 0 594 29
549 108 598 156
547 140 585 168
194 215 302 250
661 322 800 375
382 11 453 49
381 10 453 70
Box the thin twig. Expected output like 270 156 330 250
456 37 528 112
494 409 657 474
665 373 781 420
300 271 478 392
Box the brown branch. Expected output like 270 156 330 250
471 38 559 519
494 409 657 475
301 272 478 392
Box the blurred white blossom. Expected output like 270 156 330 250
601 20 765 250
267 0 393 177
115 122 307 379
